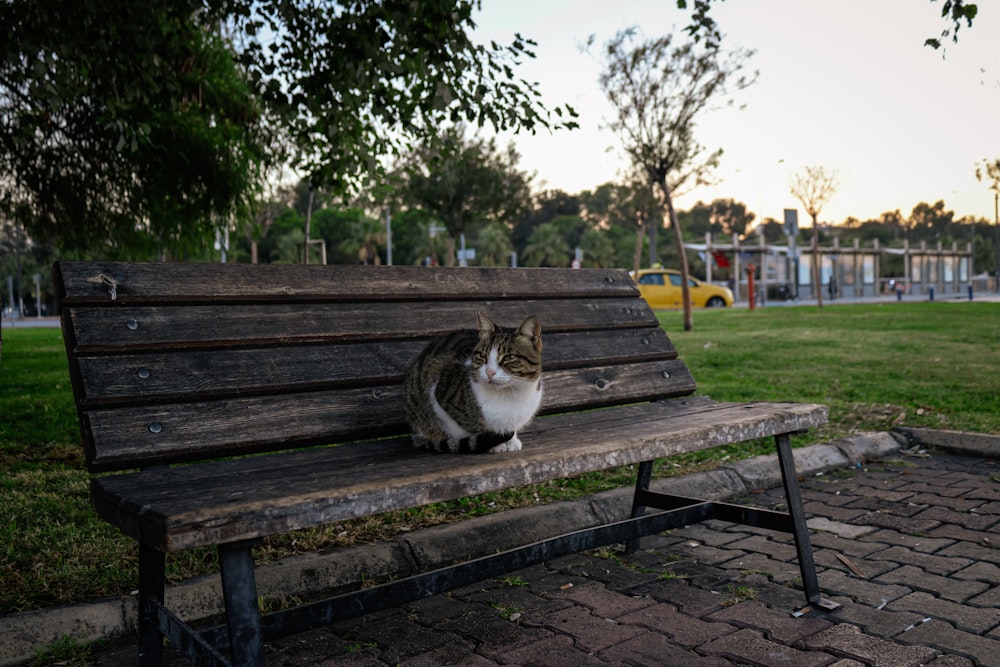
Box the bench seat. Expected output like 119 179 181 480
94 398 827 552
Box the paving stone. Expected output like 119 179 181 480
906 492 982 511
888 591 1000 634
860 528 956 553
871 545 973 576
852 510 942 534
966 486 1000 503
952 560 1000 585
902 617 1000 667
915 505 1000 530
897 482 974 498
546 580 654 618
701 627 832 666
617 602 735 647
332 609 455 664
800 487 863 507
438 605 553 658
875 565 989 603
724 534 799 562
405 642 498 666
938 540 1000 565
975 500 1000 516
806 500 871 523
929 522 1000 544
844 485 917 503
965 586 1000 608
803 623 938 666
818 568 911 607
923 655 976 667
570 552 661 590
708 599 833 643
749 579 819 612
405 592 477 623
826 598 925 638
671 522 749 547
497 634 611 666
598 631 732 666
530 605 645 653
717 551 803 586
813 551 898 580
268 628 389 667
810 529 888 555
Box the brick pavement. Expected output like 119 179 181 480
94 448 1000 667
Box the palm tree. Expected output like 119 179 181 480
522 222 572 267
474 224 514 267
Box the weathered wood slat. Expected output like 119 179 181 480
64 298 656 352
90 401 829 551
73 327 678 406
55 262 638 304
83 360 697 471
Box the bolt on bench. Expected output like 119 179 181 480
55 261 835 666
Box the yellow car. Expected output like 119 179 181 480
631 269 734 309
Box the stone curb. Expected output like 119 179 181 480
0 431 904 666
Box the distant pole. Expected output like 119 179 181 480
385 204 393 266
304 189 314 265
994 191 999 293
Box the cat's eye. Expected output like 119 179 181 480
503 354 518 363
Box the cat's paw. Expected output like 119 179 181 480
489 435 522 453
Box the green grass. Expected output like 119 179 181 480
656 302 1000 437
1 302 998 614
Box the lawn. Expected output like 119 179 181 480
1 301 998 614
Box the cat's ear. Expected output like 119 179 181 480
476 311 497 338
518 316 541 350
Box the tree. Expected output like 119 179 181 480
790 165 838 307
675 0 978 51
1 2 267 256
597 28 755 330
473 224 514 267
709 199 755 238
522 222 572 267
976 158 1000 287
909 200 955 241
1 1 576 255
398 125 530 266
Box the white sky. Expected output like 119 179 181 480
474 0 1000 225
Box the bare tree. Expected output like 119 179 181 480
597 29 755 330
975 158 1000 292
789 166 838 307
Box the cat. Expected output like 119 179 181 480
403 312 543 454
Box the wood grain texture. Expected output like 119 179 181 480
90 400 829 551
83 359 697 470
55 262 638 304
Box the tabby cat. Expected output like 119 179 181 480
403 312 543 453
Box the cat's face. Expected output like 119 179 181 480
471 313 541 388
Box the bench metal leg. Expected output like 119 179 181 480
624 460 654 554
138 541 166 667
774 432 838 610
218 541 266 667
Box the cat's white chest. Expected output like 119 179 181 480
472 378 543 432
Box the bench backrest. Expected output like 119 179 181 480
55 261 697 473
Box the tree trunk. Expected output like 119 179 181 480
633 211 646 278
660 179 693 331
811 215 823 308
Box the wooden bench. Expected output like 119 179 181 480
55 261 835 666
